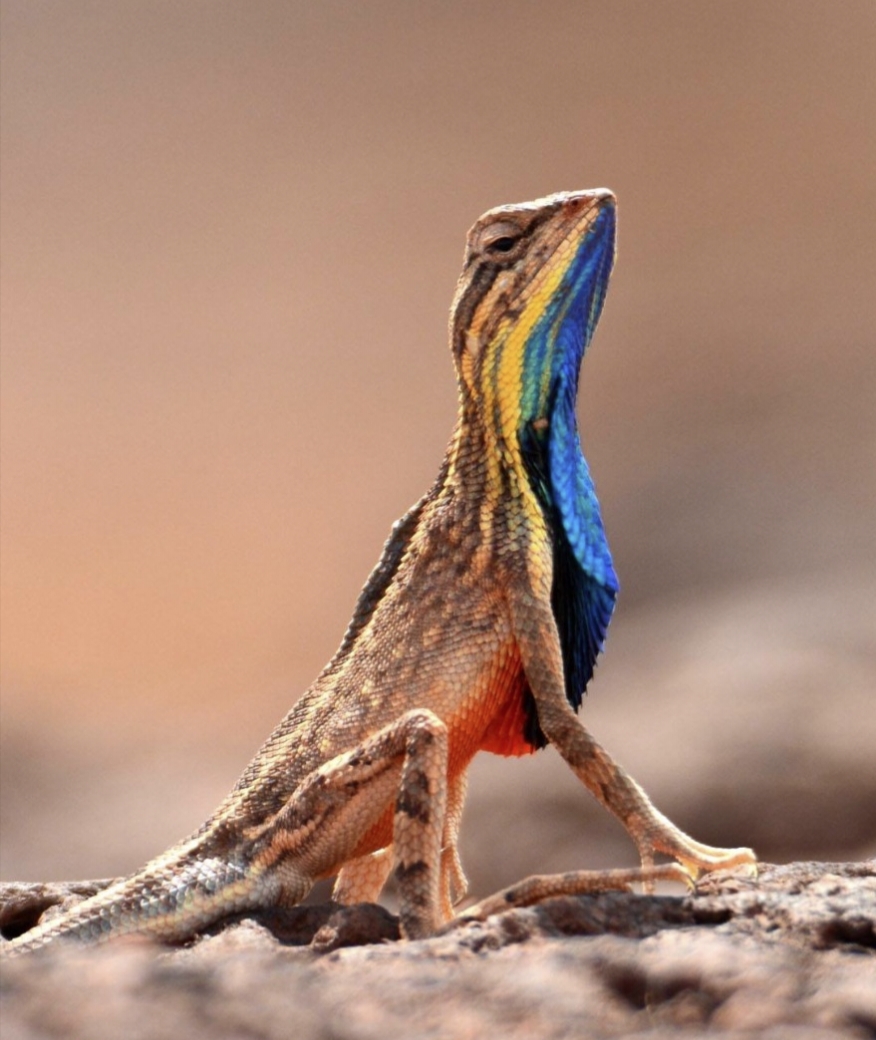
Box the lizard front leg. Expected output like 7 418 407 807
491 588 756 905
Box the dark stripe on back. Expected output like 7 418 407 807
322 456 451 680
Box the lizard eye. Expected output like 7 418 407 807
477 220 524 258
486 235 518 254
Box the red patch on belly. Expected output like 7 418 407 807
477 668 537 757
332 656 538 871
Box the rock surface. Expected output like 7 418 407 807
2 861 873 1039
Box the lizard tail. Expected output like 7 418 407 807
1 852 267 957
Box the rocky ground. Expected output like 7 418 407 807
1 861 874 1039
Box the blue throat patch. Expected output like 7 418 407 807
519 204 619 747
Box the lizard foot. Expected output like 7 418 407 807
629 803 757 890
445 863 692 928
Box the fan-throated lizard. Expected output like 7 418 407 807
2 189 755 956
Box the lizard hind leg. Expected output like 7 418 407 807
439 768 469 920
254 707 449 940
390 709 449 939
333 764 466 922
450 863 692 928
333 847 394 905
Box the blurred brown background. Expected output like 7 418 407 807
1 2 874 895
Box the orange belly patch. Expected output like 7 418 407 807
474 668 535 758
448 646 536 764
335 648 535 869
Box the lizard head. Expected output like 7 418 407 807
449 187 616 432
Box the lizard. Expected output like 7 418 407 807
1 188 755 956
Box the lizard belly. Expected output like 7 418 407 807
342 644 533 864
456 646 535 761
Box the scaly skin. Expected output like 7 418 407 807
2 189 755 957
